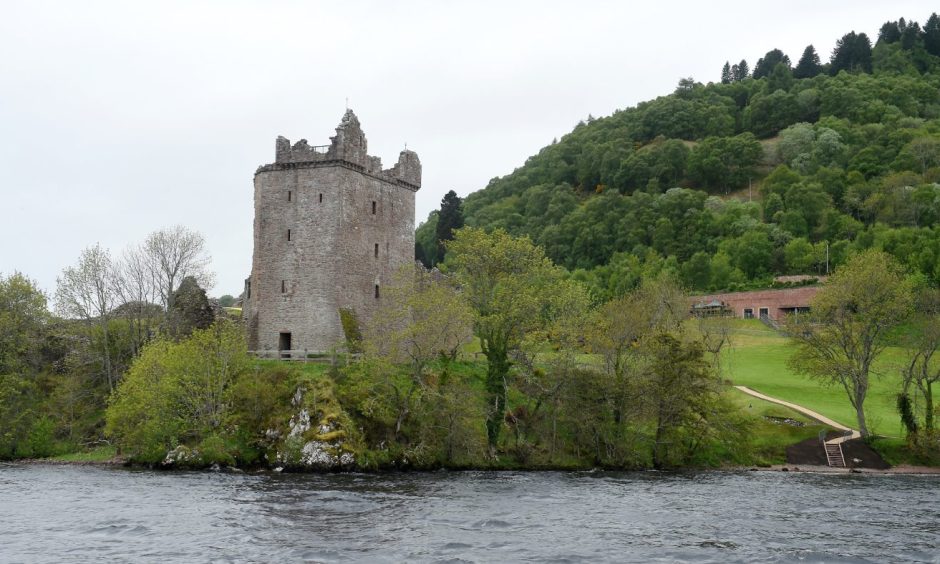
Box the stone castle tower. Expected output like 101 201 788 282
244 110 421 353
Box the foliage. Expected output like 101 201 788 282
794 45 823 79
428 14 940 301
434 190 465 265
365 264 473 382
105 320 250 463
0 272 48 374
447 228 590 451
787 250 913 437
338 308 364 354
900 287 940 434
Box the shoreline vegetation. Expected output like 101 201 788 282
7 13 940 474
3 237 939 474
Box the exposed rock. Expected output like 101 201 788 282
288 409 311 438
163 445 200 466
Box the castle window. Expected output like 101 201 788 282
246 280 251 299
287 190 292 202
372 201 376 215
374 243 379 258
287 229 292 241
375 284 380 299
319 193 323 203
281 280 286 293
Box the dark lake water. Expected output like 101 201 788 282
1 465 938 563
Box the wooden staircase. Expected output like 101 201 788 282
824 442 846 468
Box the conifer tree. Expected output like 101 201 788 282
900 20 922 50
753 49 791 79
878 20 901 44
435 190 464 264
733 59 750 81
925 13 940 56
720 61 732 84
830 32 872 74
793 45 823 78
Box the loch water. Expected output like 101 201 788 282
1 464 938 563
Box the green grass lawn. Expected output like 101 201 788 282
722 320 906 438
728 388 829 465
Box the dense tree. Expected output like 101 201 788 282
925 13 940 57
0 272 48 375
447 228 589 452
687 134 762 192
720 61 732 84
753 49 791 79
733 59 750 81
788 250 913 437
434 190 464 264
902 288 940 435
794 45 824 78
830 32 873 74
900 20 922 51
767 62 794 93
644 333 724 469
878 21 902 44
106 320 249 462
365 264 473 384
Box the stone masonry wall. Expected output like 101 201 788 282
245 111 419 352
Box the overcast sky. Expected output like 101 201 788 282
0 0 933 299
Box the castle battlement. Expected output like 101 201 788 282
259 110 421 191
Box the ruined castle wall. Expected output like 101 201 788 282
246 111 420 353
247 163 416 353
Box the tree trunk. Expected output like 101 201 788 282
652 400 666 469
925 381 934 432
855 399 869 438
483 342 510 450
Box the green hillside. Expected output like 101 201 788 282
418 14 940 301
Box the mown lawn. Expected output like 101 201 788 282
727 388 829 465
721 320 906 438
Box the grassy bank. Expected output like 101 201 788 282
722 320 905 438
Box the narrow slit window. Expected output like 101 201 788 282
319 193 323 203
287 229 292 241
281 280 286 293
372 201 376 215
374 243 379 258
375 284 380 299
287 190 292 202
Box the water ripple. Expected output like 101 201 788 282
0 465 938 563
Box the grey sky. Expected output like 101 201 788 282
0 0 932 298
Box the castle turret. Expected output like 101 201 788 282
245 110 420 353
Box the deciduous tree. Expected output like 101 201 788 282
55 244 118 391
447 228 588 452
788 250 913 437
143 225 213 311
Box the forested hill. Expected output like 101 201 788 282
416 14 940 300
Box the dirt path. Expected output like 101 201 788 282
734 385 861 445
